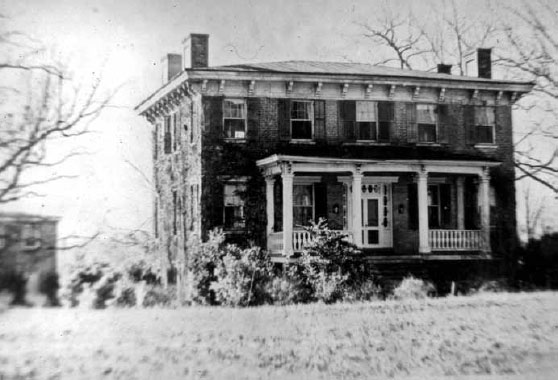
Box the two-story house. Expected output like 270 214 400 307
136 34 533 284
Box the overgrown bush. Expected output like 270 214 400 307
391 276 435 300
63 261 121 308
189 229 225 305
38 271 60 306
285 219 381 304
210 245 273 307
142 285 177 307
0 270 27 305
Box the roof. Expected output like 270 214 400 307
193 60 531 85
0 212 60 223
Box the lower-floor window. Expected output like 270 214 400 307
224 183 246 229
293 184 313 227
21 224 41 249
428 184 452 228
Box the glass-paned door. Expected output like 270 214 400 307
361 183 393 248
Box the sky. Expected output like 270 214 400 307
1 0 556 249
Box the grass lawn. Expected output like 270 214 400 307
1 292 558 379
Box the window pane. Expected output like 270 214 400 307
224 99 245 118
475 107 495 126
417 104 437 124
367 199 379 227
428 206 440 228
418 124 436 142
356 101 376 121
294 185 313 206
357 121 376 140
294 206 313 226
224 119 245 138
476 125 494 143
291 101 311 120
367 230 379 244
428 185 439 206
292 120 312 139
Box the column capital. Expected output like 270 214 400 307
281 162 293 178
480 166 491 182
352 164 363 179
264 176 275 185
416 166 428 180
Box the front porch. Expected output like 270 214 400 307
257 155 496 261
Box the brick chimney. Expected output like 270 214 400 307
464 48 492 79
161 53 183 84
182 33 209 68
437 64 452 74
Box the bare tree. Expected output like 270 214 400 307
356 0 558 194
0 17 114 204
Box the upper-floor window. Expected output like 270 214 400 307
291 101 313 140
475 107 495 144
164 116 172 154
224 182 246 229
21 224 41 250
223 99 246 139
356 101 377 140
417 104 437 143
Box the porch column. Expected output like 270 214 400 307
282 168 294 256
456 177 465 230
479 168 491 253
351 166 363 248
417 168 431 254
265 177 275 235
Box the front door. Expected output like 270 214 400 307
361 183 392 248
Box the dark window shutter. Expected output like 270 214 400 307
153 126 159 160
278 99 291 141
203 96 223 139
173 112 180 151
406 103 418 143
314 183 328 222
213 183 224 228
408 183 418 230
314 100 326 142
378 102 394 142
464 105 476 144
247 98 259 141
437 104 450 144
340 100 356 141
440 184 451 228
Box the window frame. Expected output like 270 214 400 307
474 106 496 145
416 103 439 144
223 98 247 140
355 101 378 142
290 100 314 140
293 184 315 228
223 181 247 230
21 223 41 250
164 116 172 154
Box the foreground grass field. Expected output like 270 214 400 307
1 292 558 379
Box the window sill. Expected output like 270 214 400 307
344 141 391 146
223 138 247 144
290 140 316 145
474 143 498 149
416 143 442 147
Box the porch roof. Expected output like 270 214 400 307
257 153 500 176
260 144 500 163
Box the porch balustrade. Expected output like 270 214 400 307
268 230 353 254
429 229 484 251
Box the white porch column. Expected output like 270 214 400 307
417 168 431 254
265 177 275 235
351 166 363 248
282 166 294 256
479 168 491 253
456 176 465 230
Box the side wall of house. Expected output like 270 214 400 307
153 92 203 283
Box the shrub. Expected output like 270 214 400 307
475 279 510 294
341 278 382 302
210 245 273 307
0 270 27 305
38 271 60 306
142 285 176 307
189 229 225 305
391 276 436 300
123 258 160 284
64 261 121 308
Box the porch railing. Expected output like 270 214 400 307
429 229 484 251
268 230 353 254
